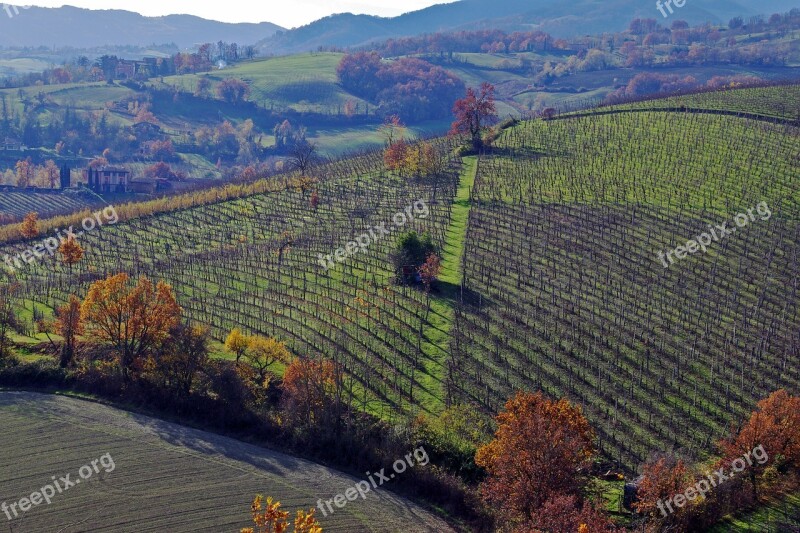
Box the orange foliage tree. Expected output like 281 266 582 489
241 495 321 533
633 455 696 529
281 357 339 429
719 389 800 499
80 273 181 379
475 391 596 528
58 236 84 272
529 494 618 533
55 295 83 368
383 140 410 172
20 212 39 239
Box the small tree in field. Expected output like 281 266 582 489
20 212 39 239
391 231 436 283
449 82 497 151
58 236 84 272
418 253 442 293
246 336 291 386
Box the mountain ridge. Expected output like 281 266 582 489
0 6 283 48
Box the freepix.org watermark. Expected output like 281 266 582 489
2 205 119 273
317 200 429 270
2 453 115 521
656 0 687 18
656 445 768 517
316 446 429 517
2 4 30 18
657 201 771 269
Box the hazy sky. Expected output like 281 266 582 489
21 1 451 28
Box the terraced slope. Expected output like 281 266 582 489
600 83 800 122
0 143 461 417
447 111 800 471
0 391 452 532
0 191 106 221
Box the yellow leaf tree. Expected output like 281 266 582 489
225 328 249 363
81 273 181 379
246 336 291 386
241 495 321 533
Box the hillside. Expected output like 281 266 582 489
1 85 798 475
0 6 283 48
258 0 800 53
0 390 452 531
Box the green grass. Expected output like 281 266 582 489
158 53 371 115
413 155 478 414
710 491 800 532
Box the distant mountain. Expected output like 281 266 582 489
258 0 800 54
0 6 283 48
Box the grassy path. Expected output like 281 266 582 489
414 156 477 414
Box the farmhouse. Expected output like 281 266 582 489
0 137 22 150
84 165 131 193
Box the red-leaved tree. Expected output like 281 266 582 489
449 82 497 151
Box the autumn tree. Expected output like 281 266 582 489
418 253 442 293
633 455 696 529
20 212 39 239
310 190 319 211
58 236 84 273
383 139 410 172
150 323 210 397
241 495 322 533
81 274 181 379
15 158 34 188
55 295 83 368
475 391 596 529
281 357 339 429
529 494 618 533
246 336 291 386
217 78 251 105
378 115 406 147
225 328 249 363
449 82 497 151
719 389 800 499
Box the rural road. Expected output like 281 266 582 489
0 390 455 532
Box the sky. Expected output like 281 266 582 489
19 1 451 28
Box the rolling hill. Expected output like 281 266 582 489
1 84 798 477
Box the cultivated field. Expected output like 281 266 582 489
0 390 453 532
2 86 799 475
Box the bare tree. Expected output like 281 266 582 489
287 140 319 174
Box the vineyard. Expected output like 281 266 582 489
1 139 462 417
447 109 800 470
600 83 800 121
1 85 799 475
0 190 106 222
